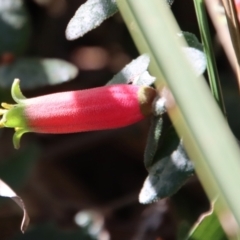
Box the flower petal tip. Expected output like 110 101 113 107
13 129 28 149
11 79 26 103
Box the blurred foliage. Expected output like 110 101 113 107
0 145 39 189
0 58 78 89
0 0 31 56
0 0 78 90
12 223 95 240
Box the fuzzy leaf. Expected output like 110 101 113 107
144 117 163 169
167 0 174 5
182 47 207 76
178 31 207 76
0 179 29 232
107 54 155 85
153 97 166 116
139 141 194 204
0 58 78 89
65 0 174 41
181 31 203 51
133 71 155 86
0 0 31 55
153 126 180 162
66 0 118 40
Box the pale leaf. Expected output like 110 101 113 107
0 179 29 233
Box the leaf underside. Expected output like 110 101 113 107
107 54 155 85
65 0 118 40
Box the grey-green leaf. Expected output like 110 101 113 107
0 58 78 89
178 31 207 76
0 0 31 55
182 47 207 76
133 70 156 86
167 0 174 5
107 54 155 85
180 31 203 51
66 0 118 40
139 141 194 204
153 126 180 162
144 117 163 169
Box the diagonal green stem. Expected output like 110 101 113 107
193 0 226 116
117 0 240 232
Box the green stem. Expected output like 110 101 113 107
117 0 240 231
193 0 226 116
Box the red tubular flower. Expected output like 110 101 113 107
0 79 157 149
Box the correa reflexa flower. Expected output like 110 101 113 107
0 79 157 149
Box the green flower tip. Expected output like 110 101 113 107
11 78 26 103
0 79 30 149
13 128 29 149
